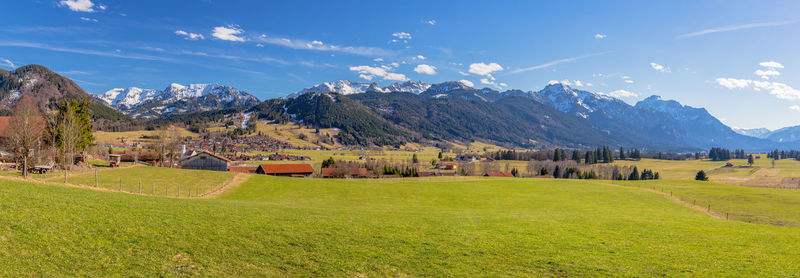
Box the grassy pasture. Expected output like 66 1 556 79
2 175 800 275
59 166 235 197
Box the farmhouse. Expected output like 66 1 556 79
256 164 314 177
181 150 231 172
228 165 258 173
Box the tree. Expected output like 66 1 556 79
619 146 625 160
628 166 640 180
553 165 561 179
510 168 519 177
8 95 44 178
748 154 754 166
695 170 709 181
412 153 419 164
438 151 443 159
553 148 561 162
572 150 580 163
321 157 336 168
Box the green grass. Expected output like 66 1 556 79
2 176 800 276
607 179 800 227
61 166 235 197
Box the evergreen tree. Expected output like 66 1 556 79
322 157 336 168
553 148 561 162
438 151 443 159
628 167 640 180
619 146 625 160
412 153 419 164
572 150 580 163
553 165 561 179
511 168 519 177
748 154 754 166
695 170 709 181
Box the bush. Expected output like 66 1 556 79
695 170 709 181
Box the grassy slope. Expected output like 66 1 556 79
61 166 235 197
1 176 800 276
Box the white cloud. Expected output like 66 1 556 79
604 89 638 98
97 4 106 10
754 69 780 80
415 55 426 60
414 64 437 75
459 80 474 87
510 51 612 74
574 80 583 86
586 82 593 87
760 61 784 69
373 58 383 62
212 25 245 42
594 34 606 39
425 20 436 25
790 105 800 111
60 0 96 12
175 30 204 40
678 20 800 38
79 17 97 22
349 65 409 81
255 35 395 56
624 79 634 84
650 62 669 73
468 62 503 79
716 78 800 100
715 78 752 89
256 43 264 47
1 58 15 69
392 32 412 40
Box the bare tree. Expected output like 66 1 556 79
59 103 79 175
9 95 45 178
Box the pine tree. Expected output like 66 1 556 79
619 146 625 160
628 167 640 180
553 148 561 162
748 154 754 166
695 170 708 181
553 165 561 179
572 150 580 163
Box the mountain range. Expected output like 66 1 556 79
95 83 259 118
3 64 797 151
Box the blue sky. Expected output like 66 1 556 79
2 0 800 129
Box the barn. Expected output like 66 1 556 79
181 151 231 172
256 164 314 177
228 165 259 173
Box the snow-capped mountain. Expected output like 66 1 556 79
287 80 431 98
733 127 772 138
96 83 259 118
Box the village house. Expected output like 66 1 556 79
181 151 231 172
255 164 314 177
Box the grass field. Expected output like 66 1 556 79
58 166 236 197
2 174 800 276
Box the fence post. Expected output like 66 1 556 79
178 184 180 198
707 204 710 212
139 180 141 194
119 178 122 192
726 212 729 220
152 183 155 195
95 168 98 187
165 185 168 196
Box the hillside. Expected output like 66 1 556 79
0 64 131 126
2 175 800 275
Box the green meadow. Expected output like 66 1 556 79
2 172 800 276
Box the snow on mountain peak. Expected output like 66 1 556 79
288 80 431 98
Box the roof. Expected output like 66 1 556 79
258 164 314 174
185 150 231 162
228 166 258 173
485 172 514 177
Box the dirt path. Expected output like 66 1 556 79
590 181 725 220
198 173 251 198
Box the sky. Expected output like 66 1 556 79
2 0 800 130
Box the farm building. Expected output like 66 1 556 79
228 165 259 173
320 167 371 178
255 164 314 177
181 151 231 172
484 172 514 177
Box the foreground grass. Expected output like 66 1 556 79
1 176 800 276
